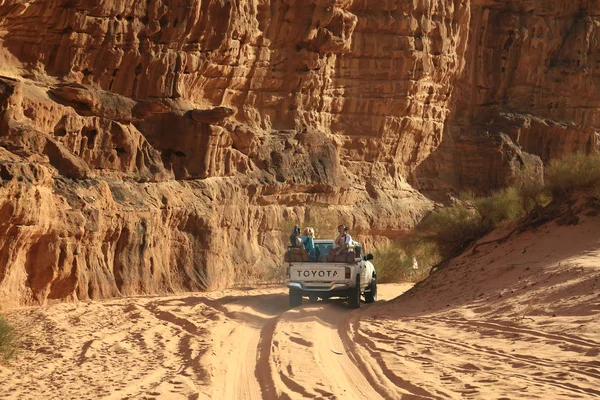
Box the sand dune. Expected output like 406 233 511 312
1 217 599 399
355 216 600 399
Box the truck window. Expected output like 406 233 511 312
315 244 333 255
314 243 334 262
354 246 364 259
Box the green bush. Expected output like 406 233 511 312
373 245 412 283
373 241 438 283
411 152 600 267
518 176 551 213
416 185 533 260
474 187 525 225
545 153 600 198
416 203 490 260
0 316 16 361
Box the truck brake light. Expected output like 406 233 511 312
345 267 350 279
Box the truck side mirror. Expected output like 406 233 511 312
366 254 374 261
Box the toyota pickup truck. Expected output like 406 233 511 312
285 239 377 309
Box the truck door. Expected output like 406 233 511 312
358 246 368 286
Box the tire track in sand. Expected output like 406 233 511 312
201 285 415 399
0 285 413 400
267 302 388 399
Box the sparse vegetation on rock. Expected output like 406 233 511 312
417 153 600 269
545 153 600 199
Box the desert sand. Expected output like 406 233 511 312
1 217 600 399
0 284 411 400
355 216 600 399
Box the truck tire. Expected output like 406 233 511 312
364 276 377 303
289 289 302 308
348 276 361 309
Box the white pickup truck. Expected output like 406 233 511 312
285 239 377 309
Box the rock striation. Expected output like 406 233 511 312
0 0 598 307
412 0 600 195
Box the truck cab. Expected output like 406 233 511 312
285 239 377 309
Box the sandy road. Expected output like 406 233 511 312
6 218 600 399
200 284 412 399
0 284 412 400
2 271 598 400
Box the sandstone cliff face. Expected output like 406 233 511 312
0 0 597 307
0 0 470 183
413 0 600 195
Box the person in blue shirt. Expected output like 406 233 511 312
301 227 316 260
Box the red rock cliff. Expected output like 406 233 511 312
413 0 600 194
0 0 597 307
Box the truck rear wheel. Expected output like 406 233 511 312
364 276 377 303
348 276 361 309
289 289 302 308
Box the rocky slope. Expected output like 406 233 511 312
0 0 598 307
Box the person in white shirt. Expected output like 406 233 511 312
340 229 352 247
333 225 352 255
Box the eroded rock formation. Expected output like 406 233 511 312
412 0 600 195
0 0 598 307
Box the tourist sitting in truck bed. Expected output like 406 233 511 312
332 225 352 255
289 225 303 248
301 227 316 261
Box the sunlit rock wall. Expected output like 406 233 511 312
0 0 597 307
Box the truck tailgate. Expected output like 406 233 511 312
289 263 346 282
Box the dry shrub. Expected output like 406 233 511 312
474 187 526 225
373 245 412 283
0 316 16 361
518 176 551 214
373 241 437 283
416 168 554 261
416 203 489 260
416 187 530 260
416 153 600 265
263 261 287 283
546 153 600 198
